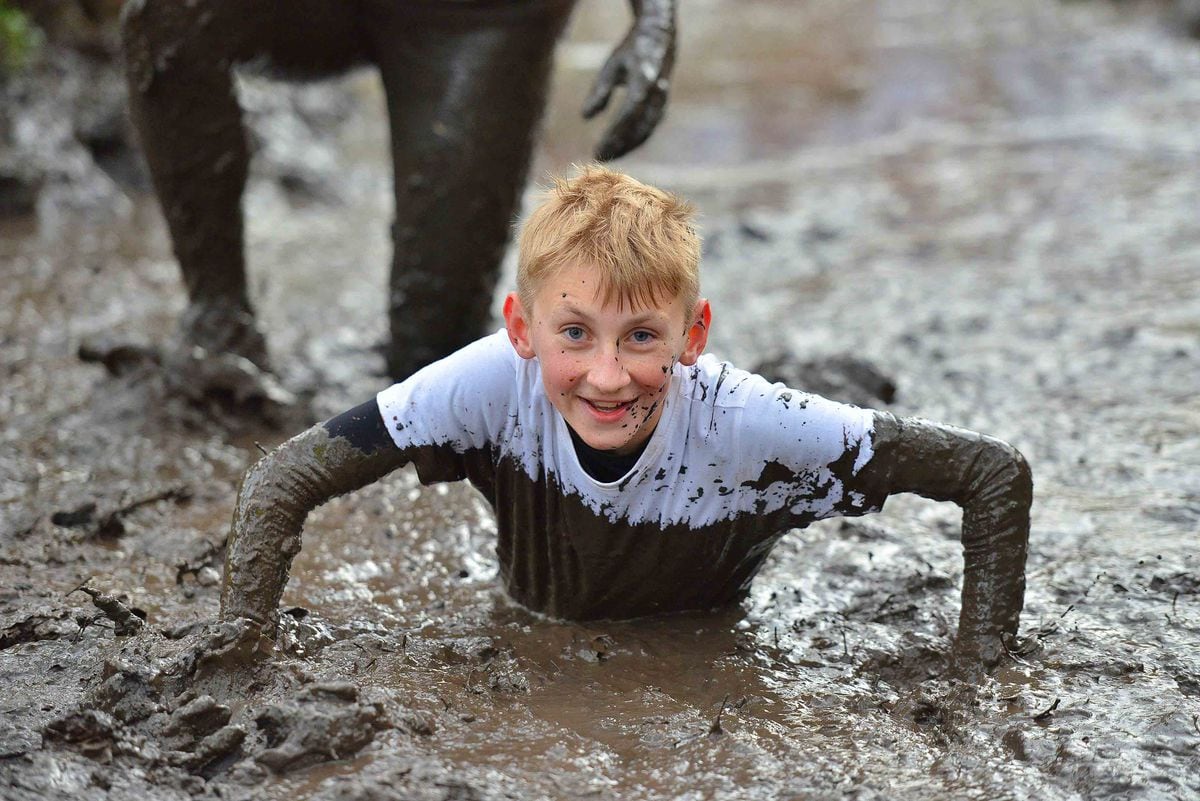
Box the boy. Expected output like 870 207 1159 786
221 166 1031 673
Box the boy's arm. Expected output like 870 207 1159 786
868 413 1033 672
220 400 405 630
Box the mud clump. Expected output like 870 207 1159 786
255 682 387 773
0 606 74 650
42 708 125 762
754 353 897 408
25 626 394 796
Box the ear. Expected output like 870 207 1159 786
677 299 711 366
502 292 537 360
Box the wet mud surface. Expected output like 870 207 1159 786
3 0 1200 798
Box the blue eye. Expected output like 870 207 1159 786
564 326 585 341
631 330 654 344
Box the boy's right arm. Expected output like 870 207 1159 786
220 400 405 629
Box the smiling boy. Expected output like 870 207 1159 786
221 165 1031 672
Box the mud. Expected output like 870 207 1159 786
3 0 1200 799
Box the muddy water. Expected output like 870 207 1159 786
3 0 1200 799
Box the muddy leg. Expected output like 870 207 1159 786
1181 0 1200 38
120 0 265 366
366 1 575 380
120 0 365 371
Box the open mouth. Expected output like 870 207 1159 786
583 398 635 415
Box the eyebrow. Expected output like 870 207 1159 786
555 304 670 328
557 303 594 320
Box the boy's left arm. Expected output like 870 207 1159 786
866 413 1033 674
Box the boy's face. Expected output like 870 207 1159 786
503 261 711 455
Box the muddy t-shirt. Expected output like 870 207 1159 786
376 330 890 620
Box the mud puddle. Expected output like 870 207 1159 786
3 0 1200 799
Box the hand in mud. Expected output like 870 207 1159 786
946 631 1006 683
583 0 676 160
891 678 980 734
168 617 276 683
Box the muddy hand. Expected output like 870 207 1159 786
583 0 677 160
946 631 1004 683
179 617 275 680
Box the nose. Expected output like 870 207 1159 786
586 344 631 395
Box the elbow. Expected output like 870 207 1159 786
987 437 1033 503
1013 446 1033 499
235 450 283 506
961 437 1034 536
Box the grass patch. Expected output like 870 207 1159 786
0 3 44 74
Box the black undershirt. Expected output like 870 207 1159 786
567 424 650 483
324 400 394 453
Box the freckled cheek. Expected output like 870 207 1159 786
543 360 584 395
630 362 670 398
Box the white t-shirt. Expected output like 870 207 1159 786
377 330 889 620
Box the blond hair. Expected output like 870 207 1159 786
516 164 700 319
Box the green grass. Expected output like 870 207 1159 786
0 3 44 74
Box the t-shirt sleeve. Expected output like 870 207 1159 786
375 331 517 483
737 378 893 521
